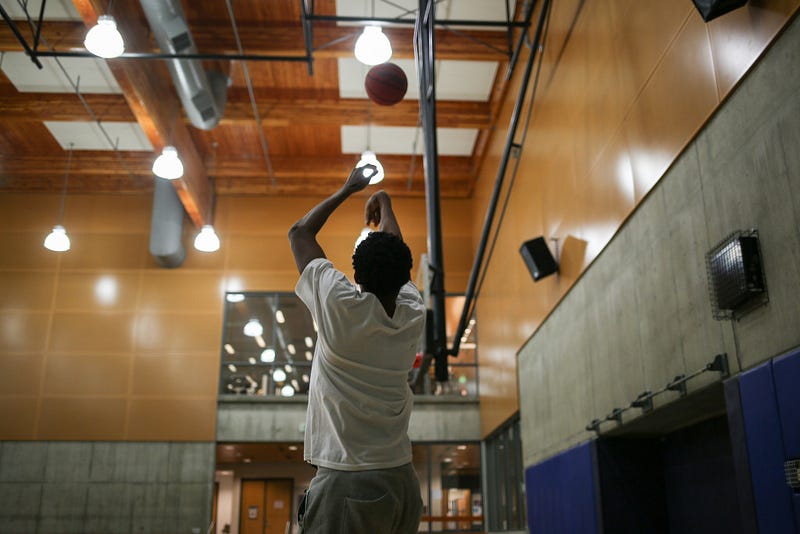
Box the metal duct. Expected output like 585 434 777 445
139 0 228 130
149 177 186 268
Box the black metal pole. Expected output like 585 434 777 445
300 0 314 76
449 0 549 357
0 4 43 68
34 50 311 62
416 0 448 383
306 14 529 28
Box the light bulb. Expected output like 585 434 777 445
261 348 276 363
243 319 263 337
194 224 220 252
281 385 295 397
44 225 70 252
273 369 287 382
152 146 184 179
84 15 124 58
354 26 392 65
356 150 384 184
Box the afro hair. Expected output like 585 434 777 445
352 231 413 298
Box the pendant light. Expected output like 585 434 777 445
194 225 220 252
194 146 221 252
243 319 263 337
152 146 184 179
44 144 74 252
354 26 392 65
354 1 391 65
84 15 125 59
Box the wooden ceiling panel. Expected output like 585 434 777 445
0 120 62 156
262 124 342 156
230 58 340 91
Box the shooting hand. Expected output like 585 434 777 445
343 163 376 194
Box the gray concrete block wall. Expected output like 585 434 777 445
0 441 214 534
519 13 800 467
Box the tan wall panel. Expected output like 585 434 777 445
127 398 216 441
177 242 228 271
0 232 60 270
49 312 136 352
139 272 225 312
708 0 800 98
38 397 127 440
54 272 140 311
0 312 50 352
0 353 43 395
625 13 719 201
220 271 301 293
0 271 56 310
134 312 222 353
42 353 131 396
64 195 151 233
227 235 297 272
59 233 149 270
0 195 62 232
0 397 38 439
131 353 219 396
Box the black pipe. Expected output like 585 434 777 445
34 50 311 62
0 4 43 68
449 0 550 357
300 0 314 76
416 0 449 383
306 14 529 28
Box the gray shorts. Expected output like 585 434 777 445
299 463 423 534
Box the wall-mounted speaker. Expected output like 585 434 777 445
692 0 748 22
519 237 558 282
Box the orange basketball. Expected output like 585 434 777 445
365 62 408 106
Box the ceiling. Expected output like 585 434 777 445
0 0 522 227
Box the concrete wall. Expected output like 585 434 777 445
217 397 482 443
518 11 800 467
0 441 214 534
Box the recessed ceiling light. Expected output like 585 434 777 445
275 310 285 323
305 351 312 361
224 344 235 355
287 344 296 355
288 445 298 451
304 336 313 348
226 293 245 303
261 349 276 363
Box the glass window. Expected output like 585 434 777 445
484 415 525 530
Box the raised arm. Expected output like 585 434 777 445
288 164 376 274
364 190 403 241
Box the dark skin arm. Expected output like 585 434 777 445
364 190 402 240
288 163 376 274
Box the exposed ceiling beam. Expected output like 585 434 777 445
0 92 491 128
0 20 511 61
0 152 474 198
69 0 212 227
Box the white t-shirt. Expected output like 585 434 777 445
295 258 425 471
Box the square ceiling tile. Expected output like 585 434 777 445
1 52 122 94
44 121 153 151
341 125 477 156
338 58 497 101
0 0 81 20
336 0 515 27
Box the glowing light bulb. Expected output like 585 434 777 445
354 26 392 65
152 146 183 179
43 225 70 252
84 15 124 59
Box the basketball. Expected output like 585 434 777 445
365 62 408 106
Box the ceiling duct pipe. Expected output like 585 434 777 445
139 0 228 130
149 177 186 268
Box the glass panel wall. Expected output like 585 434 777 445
219 291 477 398
484 415 525 530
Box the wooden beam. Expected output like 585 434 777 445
0 153 473 197
69 0 211 227
0 20 511 61
0 91 491 128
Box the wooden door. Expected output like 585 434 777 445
264 479 293 534
240 480 266 534
240 479 293 534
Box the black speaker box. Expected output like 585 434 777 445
519 237 558 281
692 0 748 22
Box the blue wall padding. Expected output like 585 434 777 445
772 348 800 459
525 441 599 534
739 360 798 533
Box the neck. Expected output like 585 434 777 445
378 296 396 317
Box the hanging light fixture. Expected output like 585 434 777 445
356 150 384 184
84 15 125 59
44 144 74 252
152 146 184 179
194 225 220 252
243 319 263 337
354 26 392 65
